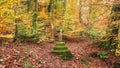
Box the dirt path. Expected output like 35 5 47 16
0 39 117 68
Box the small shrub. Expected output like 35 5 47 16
89 52 108 59
80 29 103 40
100 40 111 50
97 52 108 59
81 59 90 66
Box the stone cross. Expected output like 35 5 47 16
59 29 62 41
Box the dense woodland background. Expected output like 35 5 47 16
0 0 120 68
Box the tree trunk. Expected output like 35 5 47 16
79 0 82 24
13 7 18 42
48 0 55 40
27 0 30 12
32 0 38 32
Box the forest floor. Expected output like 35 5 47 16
0 38 120 68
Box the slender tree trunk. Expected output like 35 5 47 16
13 7 18 42
27 0 30 12
32 0 38 32
48 0 55 40
50 0 54 40
63 0 66 14
79 0 82 24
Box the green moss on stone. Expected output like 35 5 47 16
53 46 68 50
56 42 65 45
52 42 73 60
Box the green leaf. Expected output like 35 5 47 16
81 59 90 66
